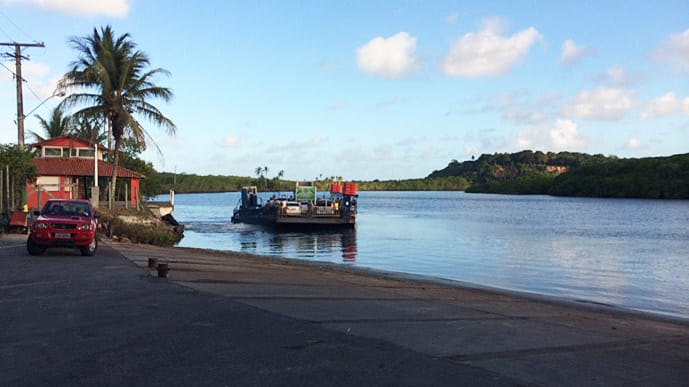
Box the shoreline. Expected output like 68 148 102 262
108 239 689 326
4 232 689 385
5 230 685 324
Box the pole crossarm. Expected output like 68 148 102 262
0 42 45 48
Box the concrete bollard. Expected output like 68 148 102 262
148 258 158 269
157 263 169 278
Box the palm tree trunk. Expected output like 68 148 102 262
109 137 120 208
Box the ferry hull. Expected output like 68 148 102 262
231 182 358 230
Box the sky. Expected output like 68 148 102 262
0 0 688 181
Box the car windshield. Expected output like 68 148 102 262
43 202 91 217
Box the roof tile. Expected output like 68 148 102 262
31 158 145 179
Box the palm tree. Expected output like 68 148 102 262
71 115 107 146
70 116 107 149
59 25 176 207
273 169 285 192
31 106 72 142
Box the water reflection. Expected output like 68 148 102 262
342 230 357 262
230 225 358 263
265 229 358 262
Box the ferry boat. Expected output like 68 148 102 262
231 181 358 229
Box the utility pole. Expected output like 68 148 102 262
1 42 45 149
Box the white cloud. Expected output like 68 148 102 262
1 0 130 17
515 127 538 149
446 12 459 25
1 61 50 83
1 60 62 104
503 109 546 125
592 66 645 88
441 18 542 77
463 145 480 159
221 134 240 147
563 87 633 121
560 39 594 66
515 119 586 151
22 61 51 78
356 32 421 78
549 119 585 150
640 92 679 119
592 65 630 86
654 28 689 70
640 92 689 119
604 66 626 84
624 137 641 150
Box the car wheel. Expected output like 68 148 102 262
80 237 98 256
27 237 45 256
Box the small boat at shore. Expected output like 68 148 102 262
231 181 358 229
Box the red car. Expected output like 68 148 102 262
27 199 98 256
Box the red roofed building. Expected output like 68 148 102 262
27 135 143 209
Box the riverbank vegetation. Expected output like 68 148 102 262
130 150 689 200
147 173 470 194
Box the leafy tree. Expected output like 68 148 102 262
119 153 160 198
59 25 176 207
0 144 37 210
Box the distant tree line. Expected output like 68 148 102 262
153 172 292 194
357 177 469 191
113 150 689 200
145 173 469 195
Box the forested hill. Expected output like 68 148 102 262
549 153 689 199
427 150 612 183
430 150 689 199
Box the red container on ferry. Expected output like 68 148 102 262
330 183 342 194
343 182 358 196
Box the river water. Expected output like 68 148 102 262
160 191 689 320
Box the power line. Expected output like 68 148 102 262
0 10 38 43
0 60 14 76
0 41 45 149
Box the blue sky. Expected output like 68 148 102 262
1 0 688 181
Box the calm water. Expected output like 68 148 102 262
161 191 689 320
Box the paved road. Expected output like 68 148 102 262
2 233 689 386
